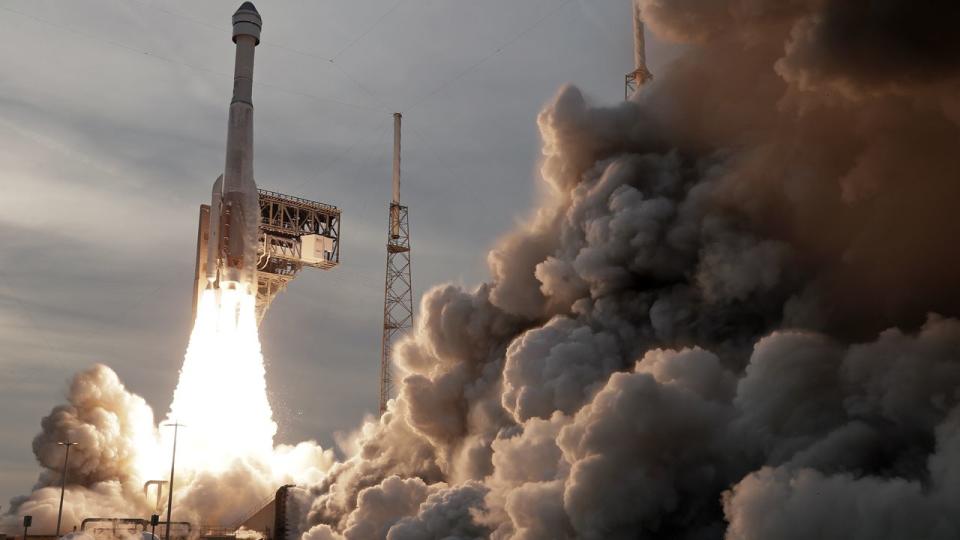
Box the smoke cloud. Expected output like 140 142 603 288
294 0 960 538
1 366 156 533
3 299 336 536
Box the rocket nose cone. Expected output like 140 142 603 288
236 2 259 15
232 1 262 43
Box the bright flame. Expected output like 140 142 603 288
165 287 276 473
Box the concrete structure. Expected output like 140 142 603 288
379 113 414 415
192 2 341 323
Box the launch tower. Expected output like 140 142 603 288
379 113 414 415
253 190 340 323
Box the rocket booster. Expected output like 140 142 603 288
206 2 262 294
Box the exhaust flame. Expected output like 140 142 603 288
166 287 276 473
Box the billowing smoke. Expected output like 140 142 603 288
2 293 336 534
1 365 156 532
293 0 960 538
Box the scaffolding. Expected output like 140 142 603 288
380 202 412 414
254 189 341 324
192 189 340 325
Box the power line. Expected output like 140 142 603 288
288 121 391 193
134 0 226 34
328 61 392 113
130 0 337 64
405 122 465 186
128 0 395 115
123 1 575 122
0 5 381 114
137 0 570 119
406 0 575 111
329 0 407 62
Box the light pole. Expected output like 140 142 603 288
55 441 78 537
161 422 185 540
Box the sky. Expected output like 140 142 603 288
0 0 676 505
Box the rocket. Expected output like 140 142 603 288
196 2 262 300
625 0 652 100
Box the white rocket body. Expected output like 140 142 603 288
207 2 262 295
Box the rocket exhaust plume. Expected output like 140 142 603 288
166 290 275 471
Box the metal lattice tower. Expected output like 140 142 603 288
625 0 653 99
380 113 414 415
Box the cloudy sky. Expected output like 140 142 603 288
0 0 675 505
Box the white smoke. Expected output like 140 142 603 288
2 291 335 535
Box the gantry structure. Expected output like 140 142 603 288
255 190 341 323
192 190 340 325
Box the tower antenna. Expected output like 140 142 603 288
379 113 414 415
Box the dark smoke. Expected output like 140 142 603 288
297 0 960 538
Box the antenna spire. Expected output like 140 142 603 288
380 113 414 415
392 112 402 205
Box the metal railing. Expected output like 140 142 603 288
258 189 340 214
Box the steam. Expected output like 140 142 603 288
5 365 157 531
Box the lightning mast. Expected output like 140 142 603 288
379 113 414 415
625 0 653 99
